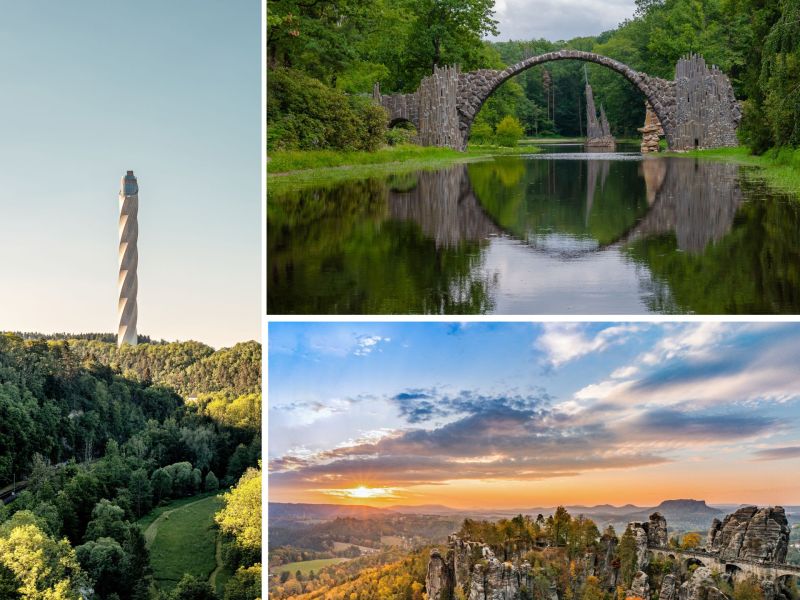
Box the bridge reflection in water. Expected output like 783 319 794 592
267 152 800 315
387 156 743 256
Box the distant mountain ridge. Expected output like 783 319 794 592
270 499 799 523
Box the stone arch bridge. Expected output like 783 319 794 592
648 546 800 582
374 50 741 152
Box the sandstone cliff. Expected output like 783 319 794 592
706 506 789 563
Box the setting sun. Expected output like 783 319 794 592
318 486 402 501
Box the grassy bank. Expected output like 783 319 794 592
139 493 223 591
665 146 800 197
267 143 538 194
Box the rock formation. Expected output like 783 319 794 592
585 80 615 148
677 567 728 600
628 512 669 569
595 531 619 590
426 507 792 600
629 570 651 599
706 506 789 563
426 548 453 600
647 513 669 547
659 573 680 600
639 102 664 152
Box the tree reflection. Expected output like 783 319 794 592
267 173 495 314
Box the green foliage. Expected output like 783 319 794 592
495 117 525 147
470 120 495 144
0 522 87 600
402 0 498 81
268 67 388 151
195 393 261 432
129 469 153 518
215 465 262 554
205 471 220 492
76 536 126 598
65 339 261 398
617 525 638 589
84 499 127 543
152 468 173 505
172 573 218 600
223 564 261 600
385 124 417 146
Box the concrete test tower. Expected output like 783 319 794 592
118 170 138 347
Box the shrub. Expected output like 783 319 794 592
470 121 494 145
205 471 219 492
495 116 524 147
267 68 387 151
386 124 417 146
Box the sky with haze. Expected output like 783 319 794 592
490 0 638 41
269 322 800 508
0 1 260 348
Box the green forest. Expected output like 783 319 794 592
267 0 799 152
0 334 261 600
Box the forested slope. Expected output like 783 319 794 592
0 333 261 599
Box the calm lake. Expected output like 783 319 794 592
268 144 800 314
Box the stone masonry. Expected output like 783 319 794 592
376 50 741 151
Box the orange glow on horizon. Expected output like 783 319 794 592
272 458 800 508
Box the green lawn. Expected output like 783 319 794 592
137 491 218 533
267 143 538 194
272 558 350 577
138 494 223 591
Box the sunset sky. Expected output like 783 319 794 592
268 322 800 508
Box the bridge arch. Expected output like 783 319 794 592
683 556 708 572
377 51 740 152
458 50 675 148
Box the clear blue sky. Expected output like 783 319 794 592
0 1 260 348
269 322 800 507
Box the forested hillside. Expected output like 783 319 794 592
0 333 261 599
267 0 799 150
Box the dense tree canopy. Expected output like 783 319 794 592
0 334 262 600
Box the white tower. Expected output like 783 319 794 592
118 170 138 347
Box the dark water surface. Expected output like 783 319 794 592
268 144 800 314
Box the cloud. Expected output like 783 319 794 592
269 323 800 497
628 408 778 443
353 335 391 356
490 0 636 42
575 324 800 412
269 392 670 490
537 323 641 367
640 322 730 366
389 388 552 424
611 365 638 379
270 397 356 426
750 446 800 461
